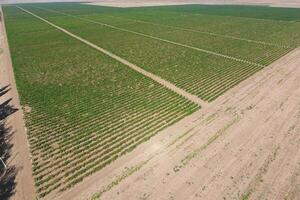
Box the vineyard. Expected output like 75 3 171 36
3 3 300 198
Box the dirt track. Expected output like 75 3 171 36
49 47 300 200
0 5 36 200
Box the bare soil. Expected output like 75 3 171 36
84 0 300 8
1 0 300 8
0 5 36 200
48 47 300 200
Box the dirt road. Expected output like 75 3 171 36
0 5 36 200
50 47 300 200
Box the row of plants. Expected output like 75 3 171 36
81 13 293 65
106 6 300 47
36 102 195 197
22 5 296 102
4 6 199 198
31 94 192 176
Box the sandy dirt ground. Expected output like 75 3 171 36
84 0 300 8
47 46 300 200
1 0 300 8
0 5 36 200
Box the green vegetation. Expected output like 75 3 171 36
241 190 252 200
4 6 198 198
157 4 300 21
3 3 300 198
14 3 300 101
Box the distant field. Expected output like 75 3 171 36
3 3 300 198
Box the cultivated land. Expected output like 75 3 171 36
4 6 200 198
1 2 300 200
7 4 300 102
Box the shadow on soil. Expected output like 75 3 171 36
0 85 10 98
0 85 18 200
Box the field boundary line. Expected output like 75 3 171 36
105 15 292 49
16 6 206 107
33 6 265 68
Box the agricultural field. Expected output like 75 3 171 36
8 3 300 102
3 6 199 197
2 2 300 199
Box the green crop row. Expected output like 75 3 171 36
4 5 199 198
19 4 298 102
33 3 300 48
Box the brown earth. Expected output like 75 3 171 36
49 49 300 200
84 0 300 8
0 5 36 200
